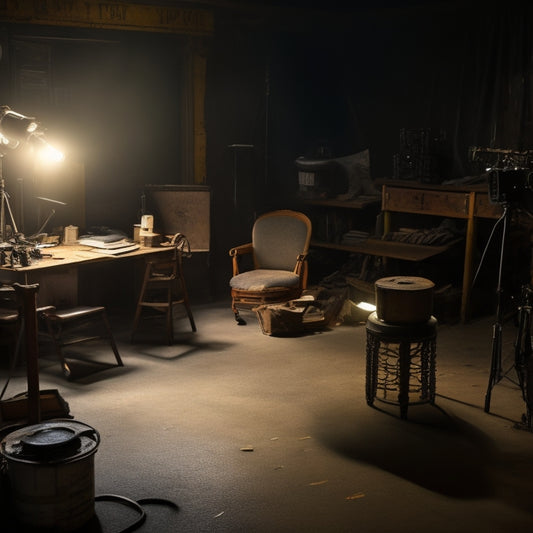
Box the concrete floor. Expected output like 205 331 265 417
1 300 533 532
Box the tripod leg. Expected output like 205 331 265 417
514 306 530 400
484 205 509 414
485 322 502 412
521 309 533 429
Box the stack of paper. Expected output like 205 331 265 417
78 236 139 254
91 243 140 255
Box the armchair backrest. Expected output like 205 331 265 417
252 210 312 271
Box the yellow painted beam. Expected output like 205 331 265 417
0 0 214 36
192 44 207 184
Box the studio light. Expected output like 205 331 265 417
1 105 65 244
0 106 39 148
0 106 64 162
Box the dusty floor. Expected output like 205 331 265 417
1 301 533 532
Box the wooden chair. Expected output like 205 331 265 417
131 234 196 344
0 284 53 367
41 306 123 379
0 284 21 369
1 282 119 381
229 210 312 325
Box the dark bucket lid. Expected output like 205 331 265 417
1 419 100 464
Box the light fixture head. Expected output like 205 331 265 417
0 106 40 145
0 105 64 162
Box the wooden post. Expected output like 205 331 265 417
461 191 476 323
13 283 41 424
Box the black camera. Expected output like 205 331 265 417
488 168 532 204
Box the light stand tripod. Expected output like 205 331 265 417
484 202 515 413
0 155 21 243
484 200 533 428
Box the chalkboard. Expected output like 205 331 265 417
144 185 210 251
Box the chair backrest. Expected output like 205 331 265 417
252 210 312 270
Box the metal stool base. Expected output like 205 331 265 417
365 312 437 419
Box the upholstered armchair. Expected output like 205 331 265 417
228 210 312 325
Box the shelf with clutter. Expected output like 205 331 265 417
293 139 506 323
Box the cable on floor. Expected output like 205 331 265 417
95 494 180 532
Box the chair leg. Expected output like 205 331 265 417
166 299 174 345
45 319 72 378
185 301 197 332
231 297 246 325
101 309 123 367
131 304 142 342
131 280 148 343
178 271 196 333
234 309 246 326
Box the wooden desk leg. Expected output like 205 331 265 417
461 192 477 323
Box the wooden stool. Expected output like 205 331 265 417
131 244 196 344
365 312 437 419
42 306 123 378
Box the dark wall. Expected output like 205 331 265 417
1 26 187 237
2 2 533 301
206 2 533 297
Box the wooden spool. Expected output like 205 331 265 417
375 276 435 324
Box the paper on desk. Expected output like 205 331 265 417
78 238 133 249
91 244 140 255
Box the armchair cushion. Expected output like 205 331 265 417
230 269 300 291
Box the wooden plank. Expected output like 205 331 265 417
311 238 457 261
303 196 381 209
383 186 471 218
0 0 214 36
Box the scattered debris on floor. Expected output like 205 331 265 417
346 492 366 500
253 287 347 336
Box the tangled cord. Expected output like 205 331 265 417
94 494 179 532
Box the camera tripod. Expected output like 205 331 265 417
484 201 533 430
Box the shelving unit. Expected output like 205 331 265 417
302 181 503 322
301 195 381 247
303 193 459 262
310 237 458 261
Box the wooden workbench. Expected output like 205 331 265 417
0 244 174 308
380 181 503 322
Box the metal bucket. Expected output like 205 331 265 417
1 419 100 532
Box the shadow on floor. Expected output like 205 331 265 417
313 399 497 499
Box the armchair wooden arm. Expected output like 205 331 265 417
229 243 253 276
294 253 309 288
